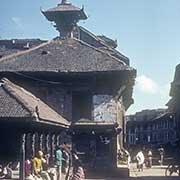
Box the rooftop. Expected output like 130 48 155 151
0 39 45 57
77 26 130 65
0 78 69 127
0 38 134 73
127 108 166 122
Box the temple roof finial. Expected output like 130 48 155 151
42 0 87 38
61 0 70 4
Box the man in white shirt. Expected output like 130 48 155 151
136 151 145 171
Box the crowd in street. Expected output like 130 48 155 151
118 147 165 172
0 143 168 180
24 143 85 180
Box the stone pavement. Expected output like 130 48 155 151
130 163 167 177
7 163 180 180
86 163 180 180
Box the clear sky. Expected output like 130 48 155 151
1 0 180 115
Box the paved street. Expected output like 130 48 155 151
130 163 167 177
87 163 180 180
8 163 180 180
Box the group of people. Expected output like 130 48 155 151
135 147 165 171
136 149 153 171
118 147 165 172
25 143 85 180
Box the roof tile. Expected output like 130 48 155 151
0 38 133 73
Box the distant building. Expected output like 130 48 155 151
167 63 180 142
126 109 176 147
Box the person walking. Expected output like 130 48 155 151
136 150 145 172
55 145 64 180
158 147 165 166
147 150 153 168
69 159 85 180
65 144 73 180
124 149 131 169
62 143 70 176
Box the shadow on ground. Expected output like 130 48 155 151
87 176 180 180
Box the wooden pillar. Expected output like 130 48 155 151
39 134 43 151
46 134 51 154
111 135 117 168
32 134 35 157
44 134 50 165
35 132 39 154
42 133 46 152
56 135 60 147
51 134 56 164
26 133 31 157
20 134 26 180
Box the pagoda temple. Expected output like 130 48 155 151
0 0 136 178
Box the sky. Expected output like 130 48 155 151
0 0 180 115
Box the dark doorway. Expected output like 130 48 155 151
73 133 112 169
0 126 21 163
72 91 92 121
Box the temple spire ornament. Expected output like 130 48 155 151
61 0 70 4
42 0 87 38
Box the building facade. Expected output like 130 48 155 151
126 109 176 148
167 63 180 142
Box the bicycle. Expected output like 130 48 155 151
165 162 180 176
